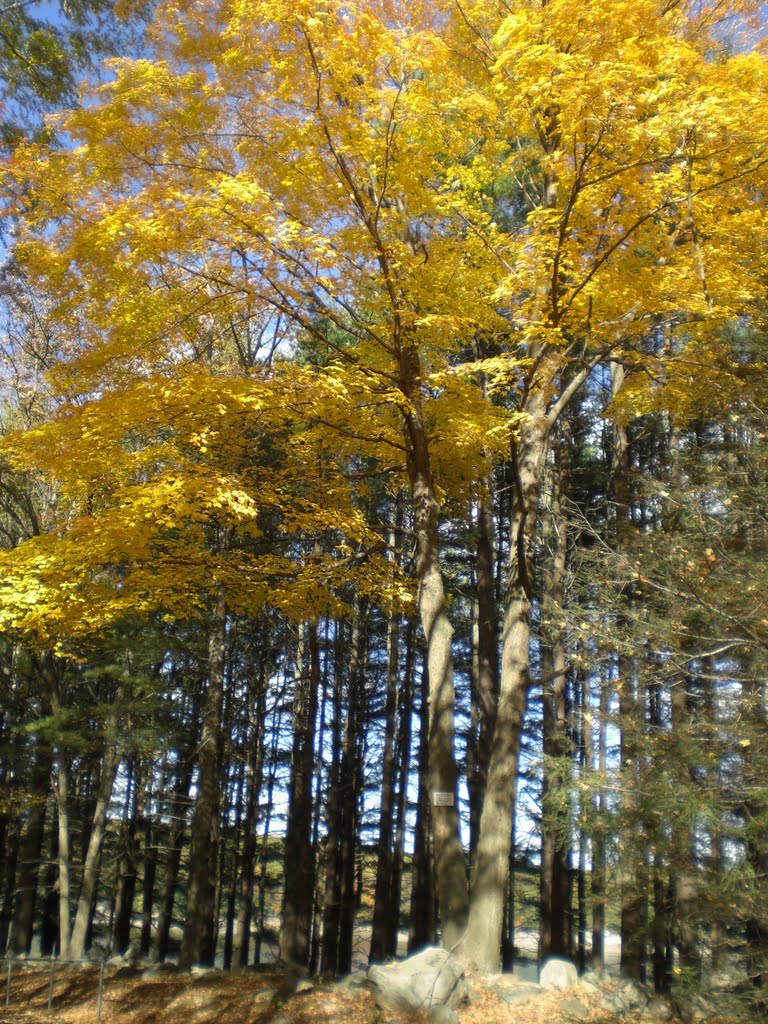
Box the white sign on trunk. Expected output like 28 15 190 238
431 791 454 807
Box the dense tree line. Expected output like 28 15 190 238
0 0 767 1018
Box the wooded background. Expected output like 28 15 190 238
0 0 767 1008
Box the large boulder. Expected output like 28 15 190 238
539 957 578 991
367 946 469 1014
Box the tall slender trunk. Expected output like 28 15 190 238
670 675 700 978
539 428 570 960
180 587 227 967
139 774 157 957
253 696 280 967
338 610 366 975
68 717 124 960
45 656 72 959
320 620 345 976
309 625 330 977
611 364 646 981
388 618 414 958
40 804 58 956
409 651 435 954
10 740 50 954
468 489 499 860
742 674 768 988
155 751 195 962
112 760 140 954
223 760 245 971
591 659 609 969
370 501 402 963
279 621 320 967
232 664 267 972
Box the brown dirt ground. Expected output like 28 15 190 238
0 963 688 1024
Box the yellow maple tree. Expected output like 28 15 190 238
3 0 768 967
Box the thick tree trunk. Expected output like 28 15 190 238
401 345 467 947
180 588 227 967
461 403 549 973
501 786 517 971
279 621 320 967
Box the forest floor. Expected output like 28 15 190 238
0 961 693 1024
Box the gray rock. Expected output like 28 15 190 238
496 984 544 1006
253 988 278 1003
539 957 579 991
335 971 368 992
189 964 219 981
294 978 314 993
561 996 589 1019
107 944 143 967
645 996 674 1021
599 992 627 1015
579 969 608 989
140 963 178 980
189 963 216 975
367 946 468 1014
710 971 739 991
428 1007 459 1024
578 978 600 993
621 979 650 1008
